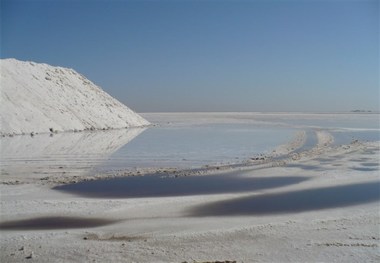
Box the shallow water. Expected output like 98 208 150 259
100 124 295 170
0 128 145 178
0 123 296 176
54 173 309 198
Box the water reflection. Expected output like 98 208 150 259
0 128 146 177
189 181 380 216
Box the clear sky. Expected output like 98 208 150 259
1 0 379 112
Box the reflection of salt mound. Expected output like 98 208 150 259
0 129 145 182
0 58 149 135
1 128 145 158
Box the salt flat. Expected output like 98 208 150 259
0 113 379 262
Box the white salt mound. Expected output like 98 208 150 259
0 58 149 135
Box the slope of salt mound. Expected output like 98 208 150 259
0 58 149 135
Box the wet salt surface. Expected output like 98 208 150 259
287 163 379 172
331 130 380 146
54 173 309 198
188 181 380 216
290 130 317 154
0 216 117 230
270 114 379 130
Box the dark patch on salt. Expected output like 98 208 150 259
54 173 309 198
188 181 380 216
0 216 117 230
351 167 379 171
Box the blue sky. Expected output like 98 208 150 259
1 0 378 112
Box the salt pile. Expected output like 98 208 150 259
0 58 149 135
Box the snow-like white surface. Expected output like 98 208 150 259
0 58 149 135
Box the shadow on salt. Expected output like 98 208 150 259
0 216 118 230
188 181 380 216
351 167 379 172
